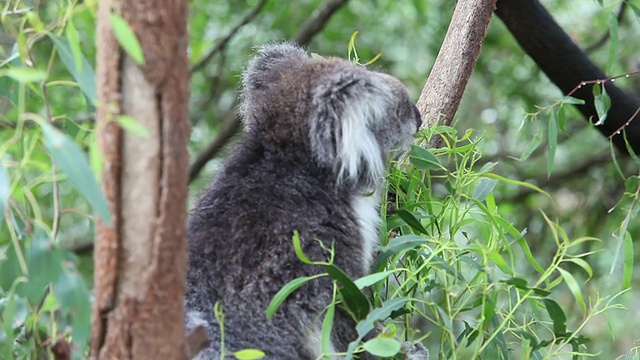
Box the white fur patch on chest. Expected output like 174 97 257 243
351 193 382 272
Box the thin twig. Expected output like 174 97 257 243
293 0 350 45
191 0 269 73
505 151 613 203
189 112 242 182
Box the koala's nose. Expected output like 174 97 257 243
412 104 422 130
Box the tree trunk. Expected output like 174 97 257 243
91 0 190 359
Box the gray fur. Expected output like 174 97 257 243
185 43 421 359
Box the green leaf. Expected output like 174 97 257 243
233 349 266 360
3 67 47 82
322 264 370 320
0 44 20 68
592 82 611 126
345 297 410 360
409 144 442 170
266 274 324 319
557 267 586 314
561 96 585 105
483 173 549 197
39 121 111 223
49 34 97 105
487 251 513 276
543 299 567 335
622 231 633 290
292 230 312 264
472 178 498 202
562 257 593 279
547 110 558 177
21 233 63 302
362 337 401 357
394 209 428 235
116 115 150 137
557 106 566 132
518 127 543 161
0 162 9 229
631 2 640 23
372 234 428 270
353 270 395 289
109 14 145 65
65 20 83 72
607 11 619 74
321 300 335 357
52 260 92 360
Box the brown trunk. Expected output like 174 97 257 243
91 0 190 359
416 0 496 149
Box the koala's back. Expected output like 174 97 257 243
186 140 366 359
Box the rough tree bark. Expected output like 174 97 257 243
495 0 640 155
91 0 190 359
416 0 497 149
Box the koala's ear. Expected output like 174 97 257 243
242 43 308 92
310 67 393 187
241 43 308 129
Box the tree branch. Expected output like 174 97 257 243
416 0 497 149
191 0 269 73
495 0 640 155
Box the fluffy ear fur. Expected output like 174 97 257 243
310 68 393 188
240 43 308 128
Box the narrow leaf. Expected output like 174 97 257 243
394 209 428 234
3 67 47 82
39 121 111 223
409 145 443 170
292 230 312 264
547 110 558 177
472 178 498 202
117 115 150 137
543 299 567 335
557 267 587 314
322 264 370 320
266 274 324 319
593 83 611 126
321 300 335 357
607 11 619 74
109 14 145 64
49 34 96 105
345 298 410 360
65 20 83 71
353 270 395 289
622 231 633 290
561 96 585 105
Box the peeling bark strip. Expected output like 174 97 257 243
416 0 496 149
91 0 190 359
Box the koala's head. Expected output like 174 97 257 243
240 43 421 188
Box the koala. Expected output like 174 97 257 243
185 43 422 359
